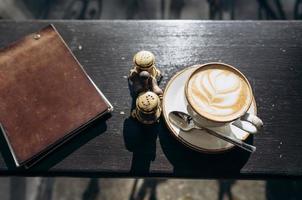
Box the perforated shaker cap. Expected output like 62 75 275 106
136 91 160 113
133 51 155 68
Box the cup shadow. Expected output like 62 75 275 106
158 120 253 178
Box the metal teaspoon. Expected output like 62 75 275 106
168 111 256 153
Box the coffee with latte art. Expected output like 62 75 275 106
186 64 252 122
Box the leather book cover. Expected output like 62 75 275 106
0 24 113 167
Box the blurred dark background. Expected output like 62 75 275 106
1 1 302 200
0 0 302 20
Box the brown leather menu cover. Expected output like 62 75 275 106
0 24 113 167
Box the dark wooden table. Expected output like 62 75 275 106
0 21 301 178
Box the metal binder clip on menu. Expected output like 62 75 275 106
128 50 163 99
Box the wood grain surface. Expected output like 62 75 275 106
0 21 301 178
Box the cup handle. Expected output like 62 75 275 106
232 113 263 134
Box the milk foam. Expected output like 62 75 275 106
188 68 251 119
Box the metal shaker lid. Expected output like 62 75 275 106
136 91 160 113
133 50 155 69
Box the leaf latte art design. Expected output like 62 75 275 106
188 69 251 118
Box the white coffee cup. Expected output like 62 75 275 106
184 62 263 134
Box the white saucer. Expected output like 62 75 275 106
162 66 257 153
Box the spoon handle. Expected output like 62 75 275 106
201 127 256 153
